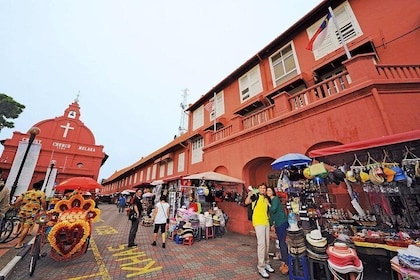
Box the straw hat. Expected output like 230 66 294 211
359 171 370 183
306 229 327 247
183 221 192 229
327 243 363 272
345 170 357 182
383 167 396 182
369 168 384 185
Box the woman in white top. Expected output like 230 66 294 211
151 195 170 248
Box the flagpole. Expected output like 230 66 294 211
213 92 217 131
328 6 351 59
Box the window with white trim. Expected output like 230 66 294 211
159 162 165 178
306 1 362 60
178 152 185 172
167 160 173 176
210 91 225 121
152 165 157 180
192 106 204 130
270 42 299 87
239 65 263 103
146 167 151 181
191 137 204 164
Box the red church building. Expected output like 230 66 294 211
0 99 107 198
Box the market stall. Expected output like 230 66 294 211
308 130 420 278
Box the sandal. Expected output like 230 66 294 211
279 263 289 275
14 244 24 249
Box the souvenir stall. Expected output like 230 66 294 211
271 153 366 280
164 171 245 245
308 130 420 278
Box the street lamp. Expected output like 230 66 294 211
10 127 41 199
42 160 56 193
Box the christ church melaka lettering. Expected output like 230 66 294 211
78 146 96 152
52 142 71 150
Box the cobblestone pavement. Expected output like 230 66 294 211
1 204 289 280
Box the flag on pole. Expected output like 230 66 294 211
204 101 214 112
306 11 332 51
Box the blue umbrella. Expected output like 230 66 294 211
271 153 312 170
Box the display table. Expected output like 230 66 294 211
353 241 402 257
390 256 420 280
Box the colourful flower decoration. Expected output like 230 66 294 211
47 193 100 259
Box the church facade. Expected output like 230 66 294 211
0 100 107 197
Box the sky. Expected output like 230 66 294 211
0 0 322 181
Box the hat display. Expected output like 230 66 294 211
359 171 370 183
183 221 192 229
383 167 397 182
369 168 384 185
287 228 306 257
346 170 357 182
327 243 363 274
306 229 327 248
391 166 407 181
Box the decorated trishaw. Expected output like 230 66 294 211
46 177 101 261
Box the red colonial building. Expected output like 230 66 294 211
0 99 107 197
102 0 420 235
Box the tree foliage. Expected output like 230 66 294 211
0 93 25 132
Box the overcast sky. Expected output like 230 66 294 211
0 0 322 180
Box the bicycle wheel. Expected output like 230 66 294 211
29 235 41 276
9 218 22 240
0 219 14 243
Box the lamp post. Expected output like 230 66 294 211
42 160 56 193
10 127 41 199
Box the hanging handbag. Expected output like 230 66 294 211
309 162 328 177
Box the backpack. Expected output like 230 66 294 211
247 194 259 221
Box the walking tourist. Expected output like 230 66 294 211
127 188 143 247
266 186 289 275
151 195 170 248
118 195 126 213
245 183 275 278
13 180 46 249
0 181 10 224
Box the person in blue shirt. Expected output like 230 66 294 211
118 195 126 213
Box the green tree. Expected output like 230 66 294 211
0 93 25 132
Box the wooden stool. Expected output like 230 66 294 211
288 254 310 280
206 226 214 239
308 257 332 280
183 237 193 246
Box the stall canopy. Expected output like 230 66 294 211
309 130 420 164
183 171 245 184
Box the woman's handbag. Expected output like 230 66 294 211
309 162 328 177
128 208 137 221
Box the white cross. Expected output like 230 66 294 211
60 122 74 138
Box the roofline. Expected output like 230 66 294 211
187 0 334 111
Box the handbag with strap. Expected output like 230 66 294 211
128 207 137 221
309 162 328 177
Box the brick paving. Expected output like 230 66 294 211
0 204 393 279
1 204 289 280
